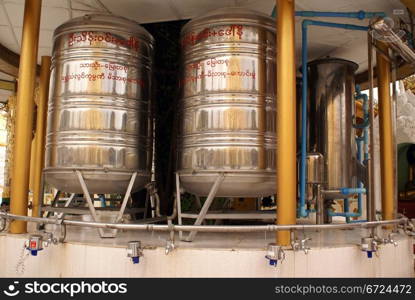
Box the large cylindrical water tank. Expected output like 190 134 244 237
44 14 154 194
307 58 358 198
177 8 276 197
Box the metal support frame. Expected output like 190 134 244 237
184 174 224 242
176 173 277 242
75 170 137 238
175 173 183 240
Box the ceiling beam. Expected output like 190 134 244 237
0 43 20 78
0 79 15 92
356 62 415 90
0 42 40 79
401 0 415 15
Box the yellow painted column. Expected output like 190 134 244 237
276 0 297 245
9 0 42 233
32 56 51 217
376 42 395 221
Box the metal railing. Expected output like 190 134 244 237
0 211 410 233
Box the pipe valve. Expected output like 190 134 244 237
292 237 312 254
127 241 143 264
44 232 58 247
26 235 43 256
265 243 285 267
165 240 175 255
383 233 398 247
360 237 377 258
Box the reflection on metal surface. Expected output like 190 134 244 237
306 153 324 184
307 58 358 198
45 14 154 193
178 8 276 197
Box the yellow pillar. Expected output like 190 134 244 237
376 42 395 221
9 0 42 233
276 0 297 245
32 56 51 217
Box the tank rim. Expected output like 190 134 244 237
54 13 154 43
181 7 275 35
307 57 359 71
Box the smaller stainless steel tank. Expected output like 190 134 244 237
307 58 358 198
44 14 154 194
177 8 276 197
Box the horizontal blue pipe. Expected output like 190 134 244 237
348 219 368 223
328 211 361 217
270 8 385 19
295 10 385 19
302 20 368 31
340 187 366 195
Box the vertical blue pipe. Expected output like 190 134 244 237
344 198 350 223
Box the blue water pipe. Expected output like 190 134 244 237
329 86 370 221
298 20 368 218
340 187 366 195
270 8 385 19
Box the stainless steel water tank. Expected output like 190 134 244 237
177 8 276 197
44 14 154 194
307 58 358 198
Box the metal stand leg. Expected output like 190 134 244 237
316 184 324 225
194 195 206 225
185 173 224 242
57 193 76 219
176 173 183 241
76 170 106 238
76 171 137 238
43 189 63 220
194 195 202 209
114 172 137 224
37 175 45 218
143 192 149 219
150 193 156 218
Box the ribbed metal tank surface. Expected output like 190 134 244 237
45 14 154 193
178 8 276 197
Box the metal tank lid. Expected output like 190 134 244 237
182 7 275 34
53 14 154 42
307 57 358 72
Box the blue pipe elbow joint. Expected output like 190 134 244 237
131 257 140 264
